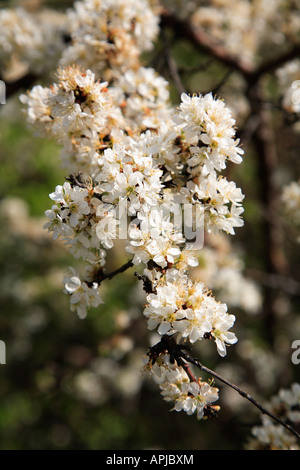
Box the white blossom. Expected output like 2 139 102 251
159 366 219 420
63 268 103 319
144 278 237 356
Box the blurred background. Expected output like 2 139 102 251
0 0 299 450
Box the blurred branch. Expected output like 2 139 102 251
237 114 261 149
245 268 300 296
159 9 253 79
177 60 213 75
248 83 289 344
203 68 234 96
164 46 186 96
160 9 300 86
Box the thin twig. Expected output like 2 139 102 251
160 9 300 85
179 350 300 441
148 336 300 440
164 48 186 96
176 356 198 383
102 258 134 281
88 259 134 287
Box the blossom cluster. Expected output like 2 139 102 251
21 65 245 282
143 351 220 421
60 0 160 80
0 0 159 81
0 7 66 80
159 366 219 421
144 278 237 357
18 0 246 422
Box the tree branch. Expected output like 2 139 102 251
89 258 134 286
180 349 300 441
160 9 300 87
159 9 253 79
150 335 300 441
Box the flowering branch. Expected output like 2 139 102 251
148 335 300 441
3 0 298 448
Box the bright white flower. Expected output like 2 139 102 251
95 203 119 249
126 206 185 268
49 182 90 227
44 182 90 240
44 181 110 265
144 283 186 334
96 143 163 215
173 307 212 343
143 278 237 356
179 174 244 236
118 66 172 130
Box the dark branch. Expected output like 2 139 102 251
252 42 300 82
3 11 300 103
180 350 300 441
159 10 253 79
148 335 300 441
160 9 300 86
